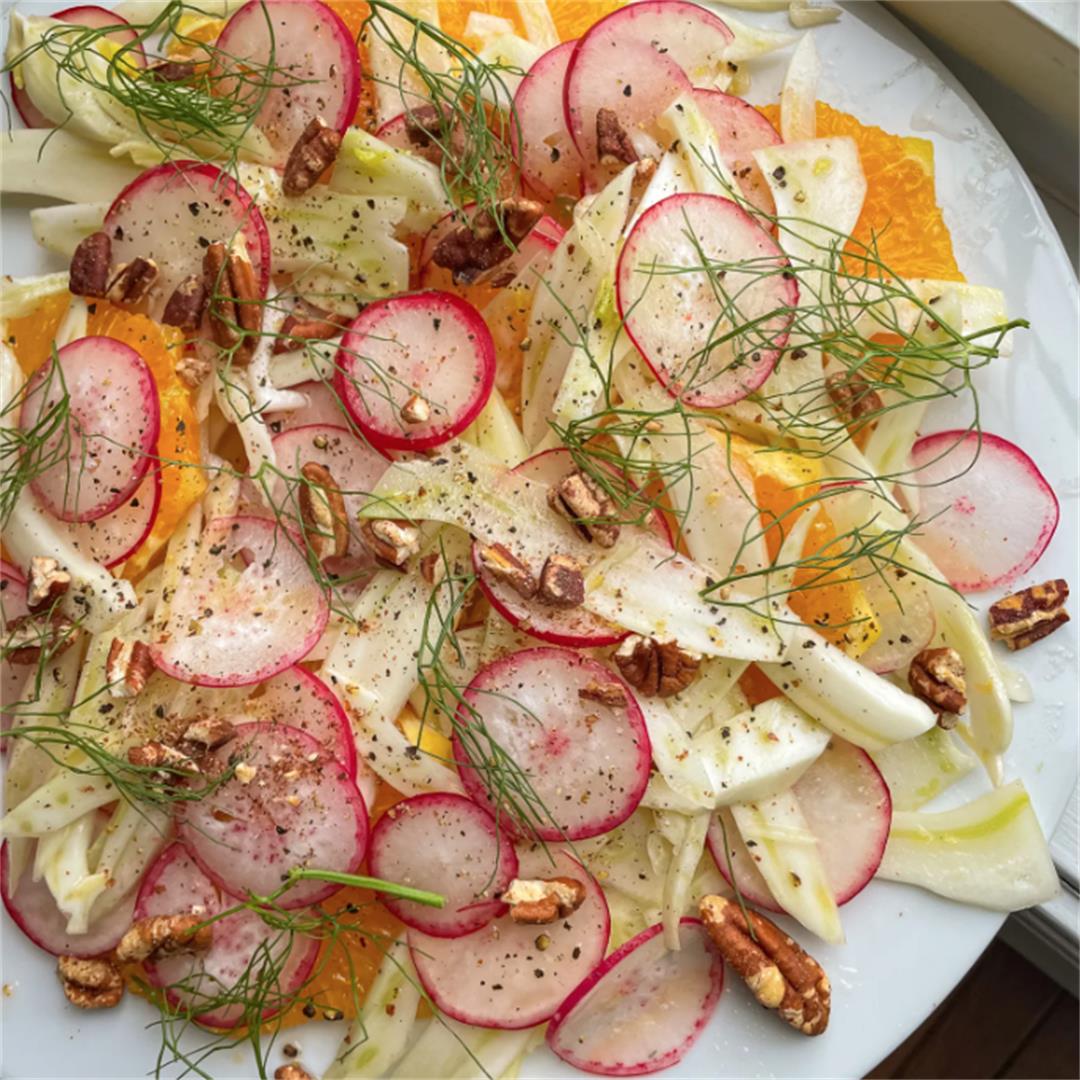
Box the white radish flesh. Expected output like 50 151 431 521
857 563 936 674
60 466 161 568
907 430 1060 593
368 793 518 937
454 647 650 841
617 193 797 407
409 846 609 1028
1 563 31 735
268 379 349 432
546 918 723 1076
179 721 368 908
20 335 159 523
150 515 329 687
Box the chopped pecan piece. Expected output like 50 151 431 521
127 740 200 774
596 107 637 166
175 352 213 389
700 895 829 1035
273 301 349 353
69 231 111 298
578 679 628 708
547 469 621 547
106 257 159 307
115 913 213 963
419 551 446 587
989 579 1070 651
404 102 463 165
401 393 431 425
275 1066 315 1080
431 198 544 284
826 370 882 424
283 115 344 196
181 715 237 750
476 542 537 599
57 955 124 1010
4 612 78 665
162 275 208 331
106 638 155 698
613 635 700 698
503 877 587 924
26 556 70 611
537 553 585 608
299 461 349 560
146 58 197 83
908 646 966 720
359 518 421 567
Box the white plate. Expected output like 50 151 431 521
1 2 1077 1078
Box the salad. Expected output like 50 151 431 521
0 0 1071 1077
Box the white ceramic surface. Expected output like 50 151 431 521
1 1 1078 1078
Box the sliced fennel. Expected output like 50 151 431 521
722 15 798 61
659 92 739 196
659 809 712 949
778 31 820 142
877 781 1058 911
34 813 108 933
870 727 978 812
0 271 70 319
461 386 530 467
0 129 139 205
30 201 109 259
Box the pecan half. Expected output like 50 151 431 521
537 553 585 608
503 877 587 924
273 301 349 354
146 58 196 83
26 556 70 612
275 1066 315 1080
4 612 78 665
401 393 431 425
181 715 237 750
283 115 344 196
115 914 212 963
127 740 200 775
205 242 260 360
359 518 421 568
69 231 111 298
476 542 537 599
162 275 208 331
57 955 124 1010
298 461 349 561
106 638 155 698
578 679 628 708
547 469 621 547
596 107 637 166
613 635 700 698
700 895 830 1036
431 198 544 284
908 646 966 720
989 579 1070 651
404 102 463 165
826 370 882 424
106 257 159 308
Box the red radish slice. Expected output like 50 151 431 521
374 114 411 149
369 793 518 938
213 0 359 162
410 846 609 1029
709 738 892 909
242 665 357 779
178 721 368 908
1 565 31 736
564 1 733 179
150 515 329 687
547 918 724 1076
511 41 584 201
105 161 270 323
59 467 161 568
473 448 672 648
10 5 145 128
1 842 136 958
454 648 650 841
335 291 495 452
617 192 797 407
907 430 1059 593
268 380 349 433
692 88 781 217
136 843 319 1028
857 563 936 675
20 336 159 523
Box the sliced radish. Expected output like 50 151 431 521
368 793 518 938
2 565 31 736
692 88 782 216
105 161 270 323
335 291 495 452
268 380 349 433
617 192 797 407
150 515 329 687
374 114 412 150
213 0 359 162
410 846 609 1029
907 430 1059 592
474 448 672 648
20 336 160 523
10 5 145 128
178 721 368 908
136 843 319 1028
511 41 584 201
857 563 936 675
454 648 650 841
242 665 357 779
58 467 161 568
1 841 136 958
547 918 723 1076
709 738 891 909
564 1 733 181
